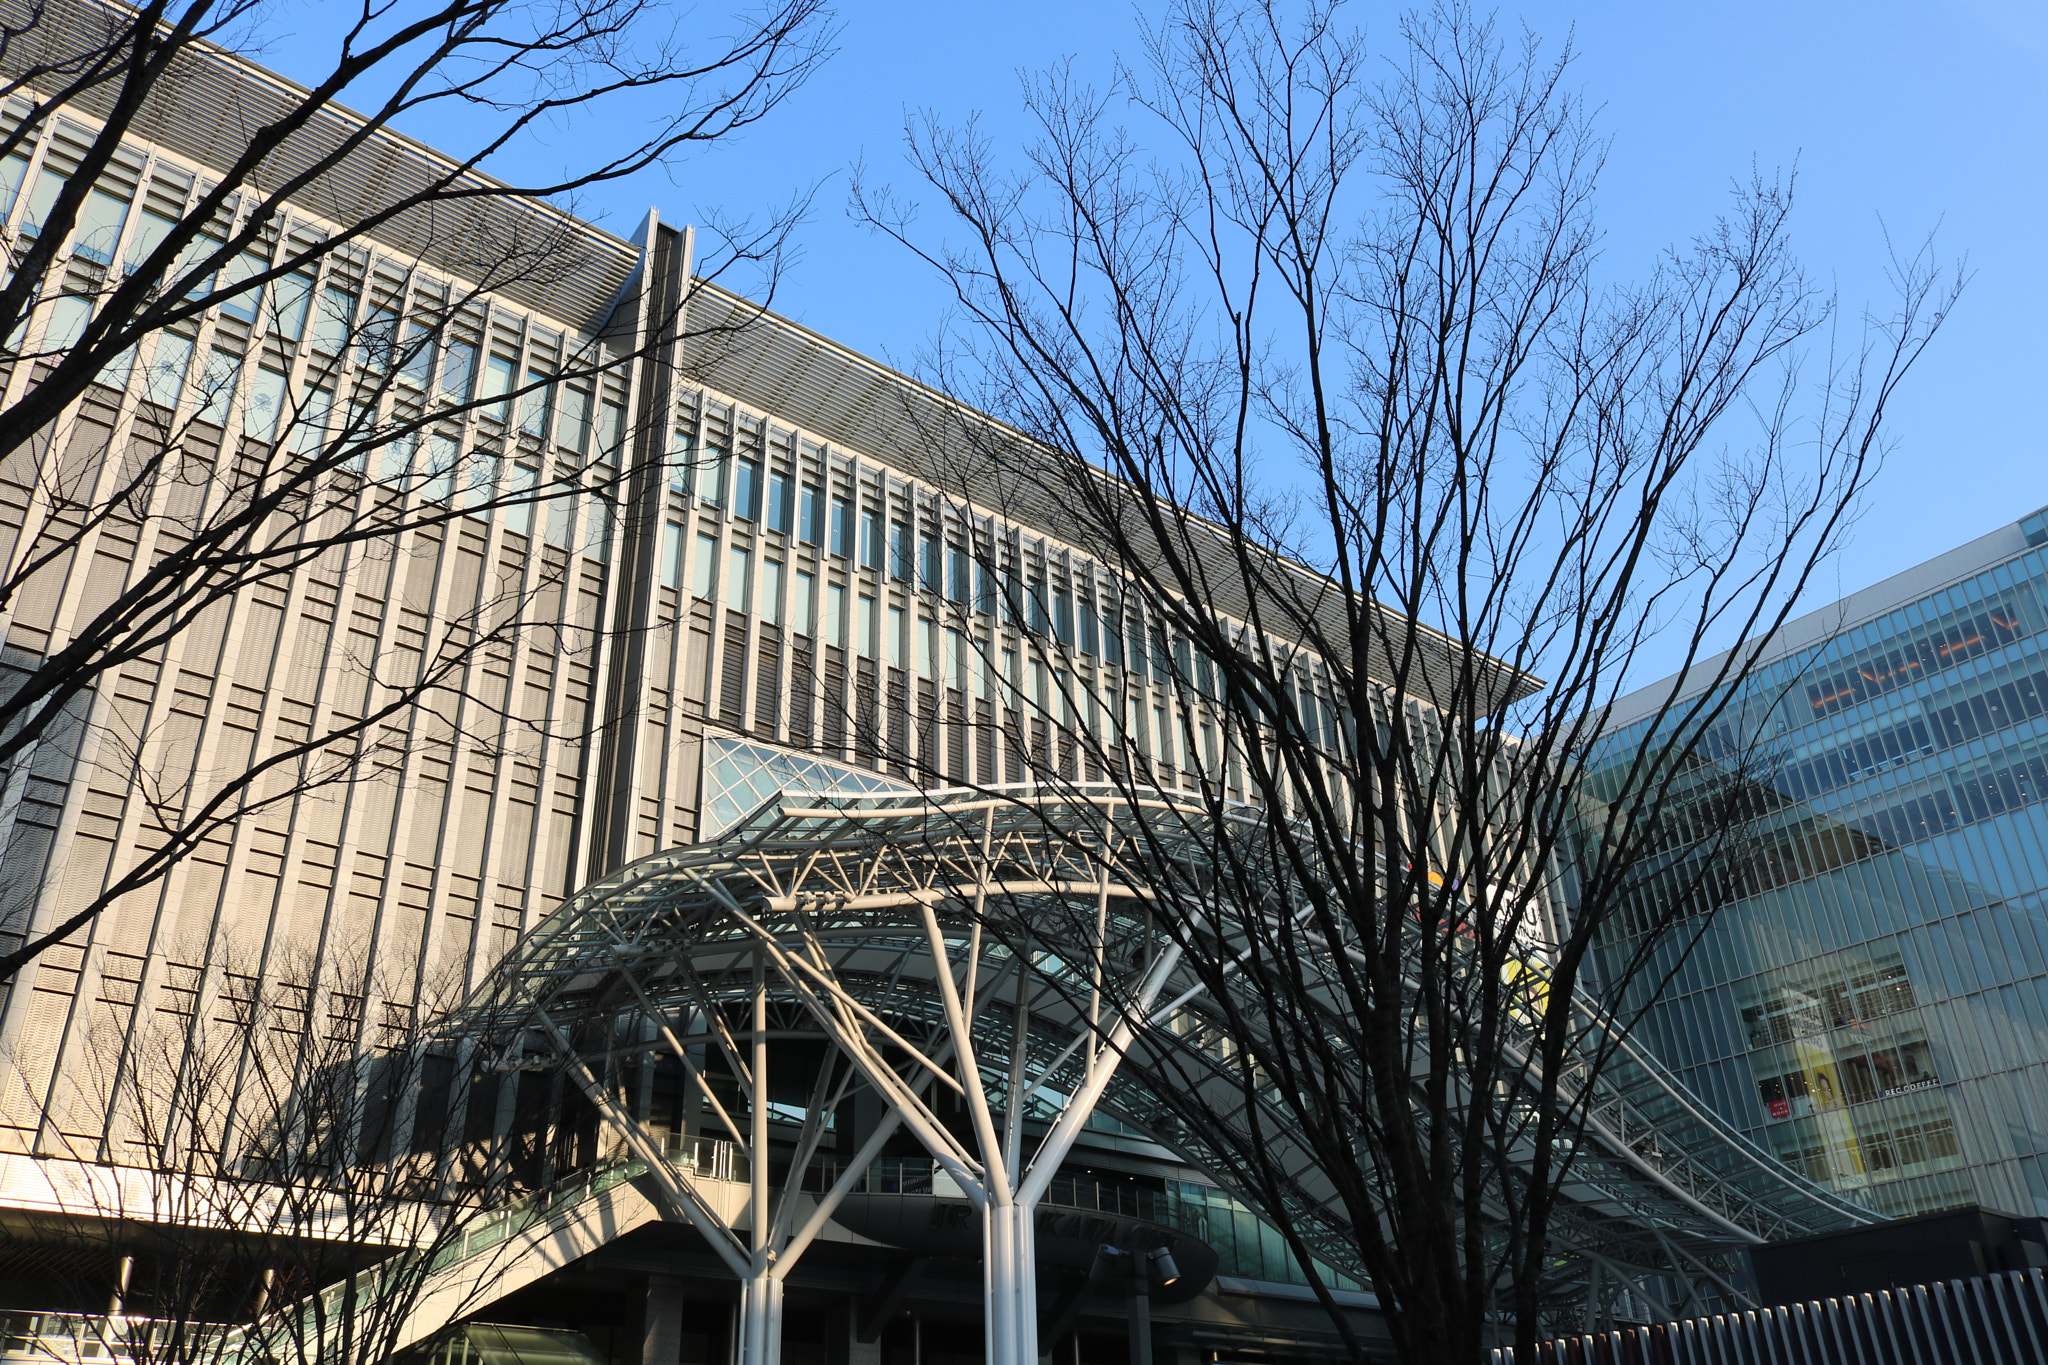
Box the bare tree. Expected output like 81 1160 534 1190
851 1 1956 1360
0 0 835 981
6 944 606 1365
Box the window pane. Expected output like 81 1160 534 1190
244 366 287 441
761 559 783 624
735 459 762 521
861 509 882 570
830 497 852 557
21 166 65 237
217 250 267 322
726 545 752 611
480 353 515 421
42 294 89 351
697 446 728 506
441 341 479 403
599 401 625 458
0 155 28 218
312 287 356 355
799 484 821 543
558 383 592 448
71 188 130 264
767 470 792 533
663 522 685 588
194 347 238 426
794 570 814 635
269 273 314 341
124 208 177 273
857 595 877 657
523 371 556 439
401 322 437 387
693 533 718 598
465 447 498 511
890 522 911 580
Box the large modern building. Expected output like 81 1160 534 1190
1590 506 2048 1222
0 9 1883 1363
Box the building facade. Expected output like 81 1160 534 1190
0 30 1385 1363
0 15 1879 1362
1591 506 2048 1220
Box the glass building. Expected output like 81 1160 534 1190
1590 505 2048 1219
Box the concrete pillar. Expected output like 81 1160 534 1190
846 1311 881 1365
644 1274 687 1365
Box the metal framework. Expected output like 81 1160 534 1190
453 785 1875 1359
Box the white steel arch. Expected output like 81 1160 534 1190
453 784 1875 1360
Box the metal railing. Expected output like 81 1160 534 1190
1488 1268 2048 1364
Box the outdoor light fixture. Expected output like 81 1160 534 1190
1148 1246 1182 1286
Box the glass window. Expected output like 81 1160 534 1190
921 535 941 593
799 484 823 544
727 545 752 611
598 401 626 459
860 509 882 570
857 595 877 657
584 494 613 561
662 522 685 588
42 294 89 351
1053 589 1073 644
825 582 845 647
244 366 287 441
692 533 718 599
70 188 129 264
544 496 575 548
760 559 783 624
288 383 331 456
696 446 728 506
735 459 762 521
480 352 515 422
889 522 911 580
357 304 399 371
1079 599 1098 655
269 273 314 341
424 433 459 504
442 340 479 404
949 547 971 604
20 165 65 237
522 371 556 439
794 570 815 635
217 250 267 322
767 470 793 533
401 322 437 388
123 207 177 273
502 460 538 534
887 606 905 668
0 154 28 218
557 383 592 449
465 446 497 511
194 347 238 426
831 497 853 558
976 561 997 616
311 287 356 355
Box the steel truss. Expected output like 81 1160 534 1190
454 785 1873 1359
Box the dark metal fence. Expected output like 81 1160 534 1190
1489 1268 2048 1364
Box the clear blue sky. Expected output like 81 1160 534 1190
261 0 2045 609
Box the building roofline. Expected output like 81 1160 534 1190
679 280 1543 709
1600 506 2048 735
